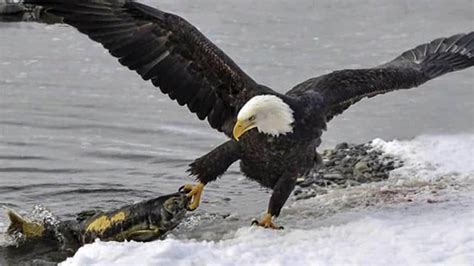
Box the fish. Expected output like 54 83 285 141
81 191 190 243
4 191 190 251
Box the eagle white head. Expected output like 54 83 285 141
233 95 294 140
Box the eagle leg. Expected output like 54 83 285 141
184 141 240 211
181 182 205 211
251 213 284 230
251 175 296 229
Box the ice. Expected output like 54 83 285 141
61 134 474 265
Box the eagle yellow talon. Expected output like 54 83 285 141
251 213 284 230
182 182 204 211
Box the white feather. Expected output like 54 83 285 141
237 95 294 137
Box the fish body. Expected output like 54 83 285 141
81 192 189 243
5 192 190 250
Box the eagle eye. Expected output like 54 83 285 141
249 115 256 121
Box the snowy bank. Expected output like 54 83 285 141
62 196 473 266
371 134 474 181
62 134 474 266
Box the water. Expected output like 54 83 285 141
0 0 473 263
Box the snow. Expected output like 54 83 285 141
371 134 474 181
62 199 474 266
62 135 474 266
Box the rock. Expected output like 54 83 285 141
340 156 352 166
294 141 403 201
323 149 334 157
363 172 372 179
293 188 302 196
353 161 370 176
0 2 25 15
295 190 317 200
295 176 306 185
323 173 344 180
0 1 63 24
345 180 361 186
335 142 349 150
326 159 337 166
298 178 315 188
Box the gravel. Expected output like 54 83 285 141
294 142 403 200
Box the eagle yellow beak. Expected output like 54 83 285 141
233 119 256 141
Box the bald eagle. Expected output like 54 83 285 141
24 0 473 229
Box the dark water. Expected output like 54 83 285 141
0 0 473 262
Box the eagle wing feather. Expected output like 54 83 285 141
26 0 271 137
287 32 474 122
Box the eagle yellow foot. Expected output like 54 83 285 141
181 182 204 211
251 213 284 230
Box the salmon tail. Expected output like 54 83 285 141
6 208 45 238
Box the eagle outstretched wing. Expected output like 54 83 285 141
25 0 272 137
287 32 474 121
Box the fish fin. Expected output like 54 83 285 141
6 208 45 238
